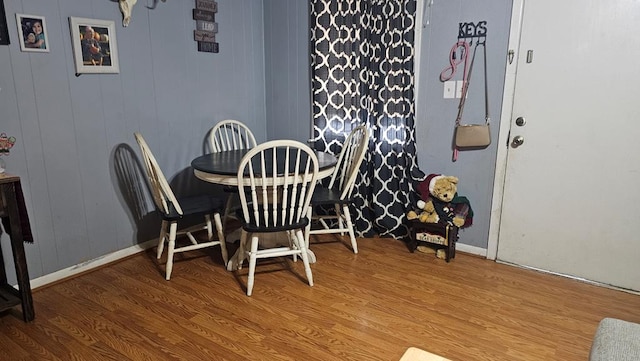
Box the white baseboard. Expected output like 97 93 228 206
30 239 156 290
456 243 487 257
29 224 212 289
28 238 488 290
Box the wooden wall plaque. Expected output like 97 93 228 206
196 0 217 12
196 20 217 32
197 41 219 53
194 30 215 42
193 0 218 54
193 9 215 22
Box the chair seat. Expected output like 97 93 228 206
223 185 239 193
236 208 309 233
162 195 224 221
311 185 352 206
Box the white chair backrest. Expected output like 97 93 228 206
209 119 257 152
327 125 369 200
237 140 319 228
134 132 183 215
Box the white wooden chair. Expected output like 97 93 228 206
208 119 257 152
134 132 228 280
233 140 318 296
305 125 369 253
208 119 258 229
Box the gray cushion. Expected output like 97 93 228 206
590 318 640 361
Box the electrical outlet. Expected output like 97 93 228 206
443 81 455 99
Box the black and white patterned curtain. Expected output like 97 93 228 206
310 0 425 239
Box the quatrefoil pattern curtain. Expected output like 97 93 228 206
310 0 425 239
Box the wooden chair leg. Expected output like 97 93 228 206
246 235 259 296
213 212 229 265
295 229 314 287
165 222 178 280
222 195 234 231
335 204 345 235
157 220 168 259
304 205 312 249
342 205 358 254
228 230 248 271
205 214 213 240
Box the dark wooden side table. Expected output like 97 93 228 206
407 220 458 262
0 173 35 322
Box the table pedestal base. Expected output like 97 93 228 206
225 230 316 271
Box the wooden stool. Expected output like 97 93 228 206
407 220 458 262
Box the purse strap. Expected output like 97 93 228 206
481 40 489 126
454 40 489 127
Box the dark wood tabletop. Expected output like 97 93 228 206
191 149 337 177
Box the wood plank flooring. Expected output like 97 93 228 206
1 235 639 361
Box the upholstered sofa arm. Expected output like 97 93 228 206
590 318 640 361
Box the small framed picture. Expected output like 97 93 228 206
69 17 119 74
16 13 49 52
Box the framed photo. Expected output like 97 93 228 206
16 14 49 52
0 0 9 45
69 17 119 74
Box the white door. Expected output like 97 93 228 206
496 0 640 291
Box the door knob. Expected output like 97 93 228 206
512 135 525 147
515 117 526 126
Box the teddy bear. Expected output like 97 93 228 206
408 174 468 228
407 174 473 259
406 198 439 223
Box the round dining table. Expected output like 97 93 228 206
191 149 337 186
191 148 337 270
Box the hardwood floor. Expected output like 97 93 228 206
1 235 639 361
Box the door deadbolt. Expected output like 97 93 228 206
512 135 525 147
515 117 526 126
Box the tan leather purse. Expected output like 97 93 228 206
455 123 490 147
454 41 490 149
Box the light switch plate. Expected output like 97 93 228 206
456 80 464 98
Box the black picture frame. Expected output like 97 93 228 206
0 0 10 45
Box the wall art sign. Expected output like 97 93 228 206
458 21 487 38
69 17 120 75
196 20 217 32
194 0 218 53
0 0 9 45
197 41 218 53
196 0 217 12
16 14 50 52
194 30 215 42
193 9 215 22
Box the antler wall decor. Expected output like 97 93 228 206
118 0 167 27
118 0 137 27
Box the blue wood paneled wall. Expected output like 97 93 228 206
264 0 311 143
0 0 514 284
0 0 267 283
415 0 512 250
